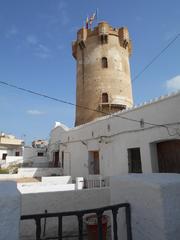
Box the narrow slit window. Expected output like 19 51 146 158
100 35 108 44
102 93 108 103
102 57 108 68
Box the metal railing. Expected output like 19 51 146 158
84 177 109 189
21 203 132 240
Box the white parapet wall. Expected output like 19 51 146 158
0 181 21 240
18 167 63 178
18 182 76 193
110 174 180 240
0 174 19 180
20 187 110 239
41 176 72 184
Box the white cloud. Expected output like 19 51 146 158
34 44 52 59
26 35 38 45
166 75 180 91
26 35 52 59
27 110 46 115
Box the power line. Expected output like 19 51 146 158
132 33 180 82
0 79 179 136
0 33 180 136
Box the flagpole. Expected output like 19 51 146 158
96 8 99 23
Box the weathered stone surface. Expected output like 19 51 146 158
72 22 133 126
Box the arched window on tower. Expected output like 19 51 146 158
102 57 108 68
102 93 109 103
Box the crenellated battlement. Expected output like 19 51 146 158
73 21 133 126
72 22 132 59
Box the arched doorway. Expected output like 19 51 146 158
157 140 180 173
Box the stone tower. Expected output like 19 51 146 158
72 22 133 126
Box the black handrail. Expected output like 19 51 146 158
21 203 132 240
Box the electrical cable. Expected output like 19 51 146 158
0 79 179 136
132 33 180 83
51 121 180 146
0 33 180 136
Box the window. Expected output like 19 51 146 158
79 40 85 50
100 35 108 44
128 148 142 173
102 57 108 68
37 152 44 157
2 153 7 160
102 93 108 103
15 152 20 156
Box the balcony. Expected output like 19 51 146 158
99 96 128 112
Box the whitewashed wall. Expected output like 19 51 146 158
110 174 180 240
49 92 180 177
0 181 21 240
18 168 63 178
41 176 72 184
23 147 48 167
20 187 110 239
0 148 23 161
18 182 76 193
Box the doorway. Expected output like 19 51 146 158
157 140 180 173
88 151 100 175
53 151 59 167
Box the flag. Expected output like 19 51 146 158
86 16 89 29
85 9 99 29
89 11 96 26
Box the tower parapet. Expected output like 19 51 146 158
72 22 133 126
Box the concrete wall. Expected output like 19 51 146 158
18 182 76 193
23 147 48 167
0 174 19 180
20 187 110 239
0 181 21 240
41 176 72 184
18 168 63 178
110 174 180 240
49 91 180 177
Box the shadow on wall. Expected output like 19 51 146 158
17 168 63 178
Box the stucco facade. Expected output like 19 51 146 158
49 91 180 177
0 133 24 168
73 22 133 126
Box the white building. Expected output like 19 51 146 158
0 133 24 168
48 91 180 178
23 140 48 168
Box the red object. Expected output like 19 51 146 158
85 215 108 240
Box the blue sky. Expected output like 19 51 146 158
0 0 180 144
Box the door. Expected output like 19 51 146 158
157 140 180 173
89 151 100 175
54 151 59 167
